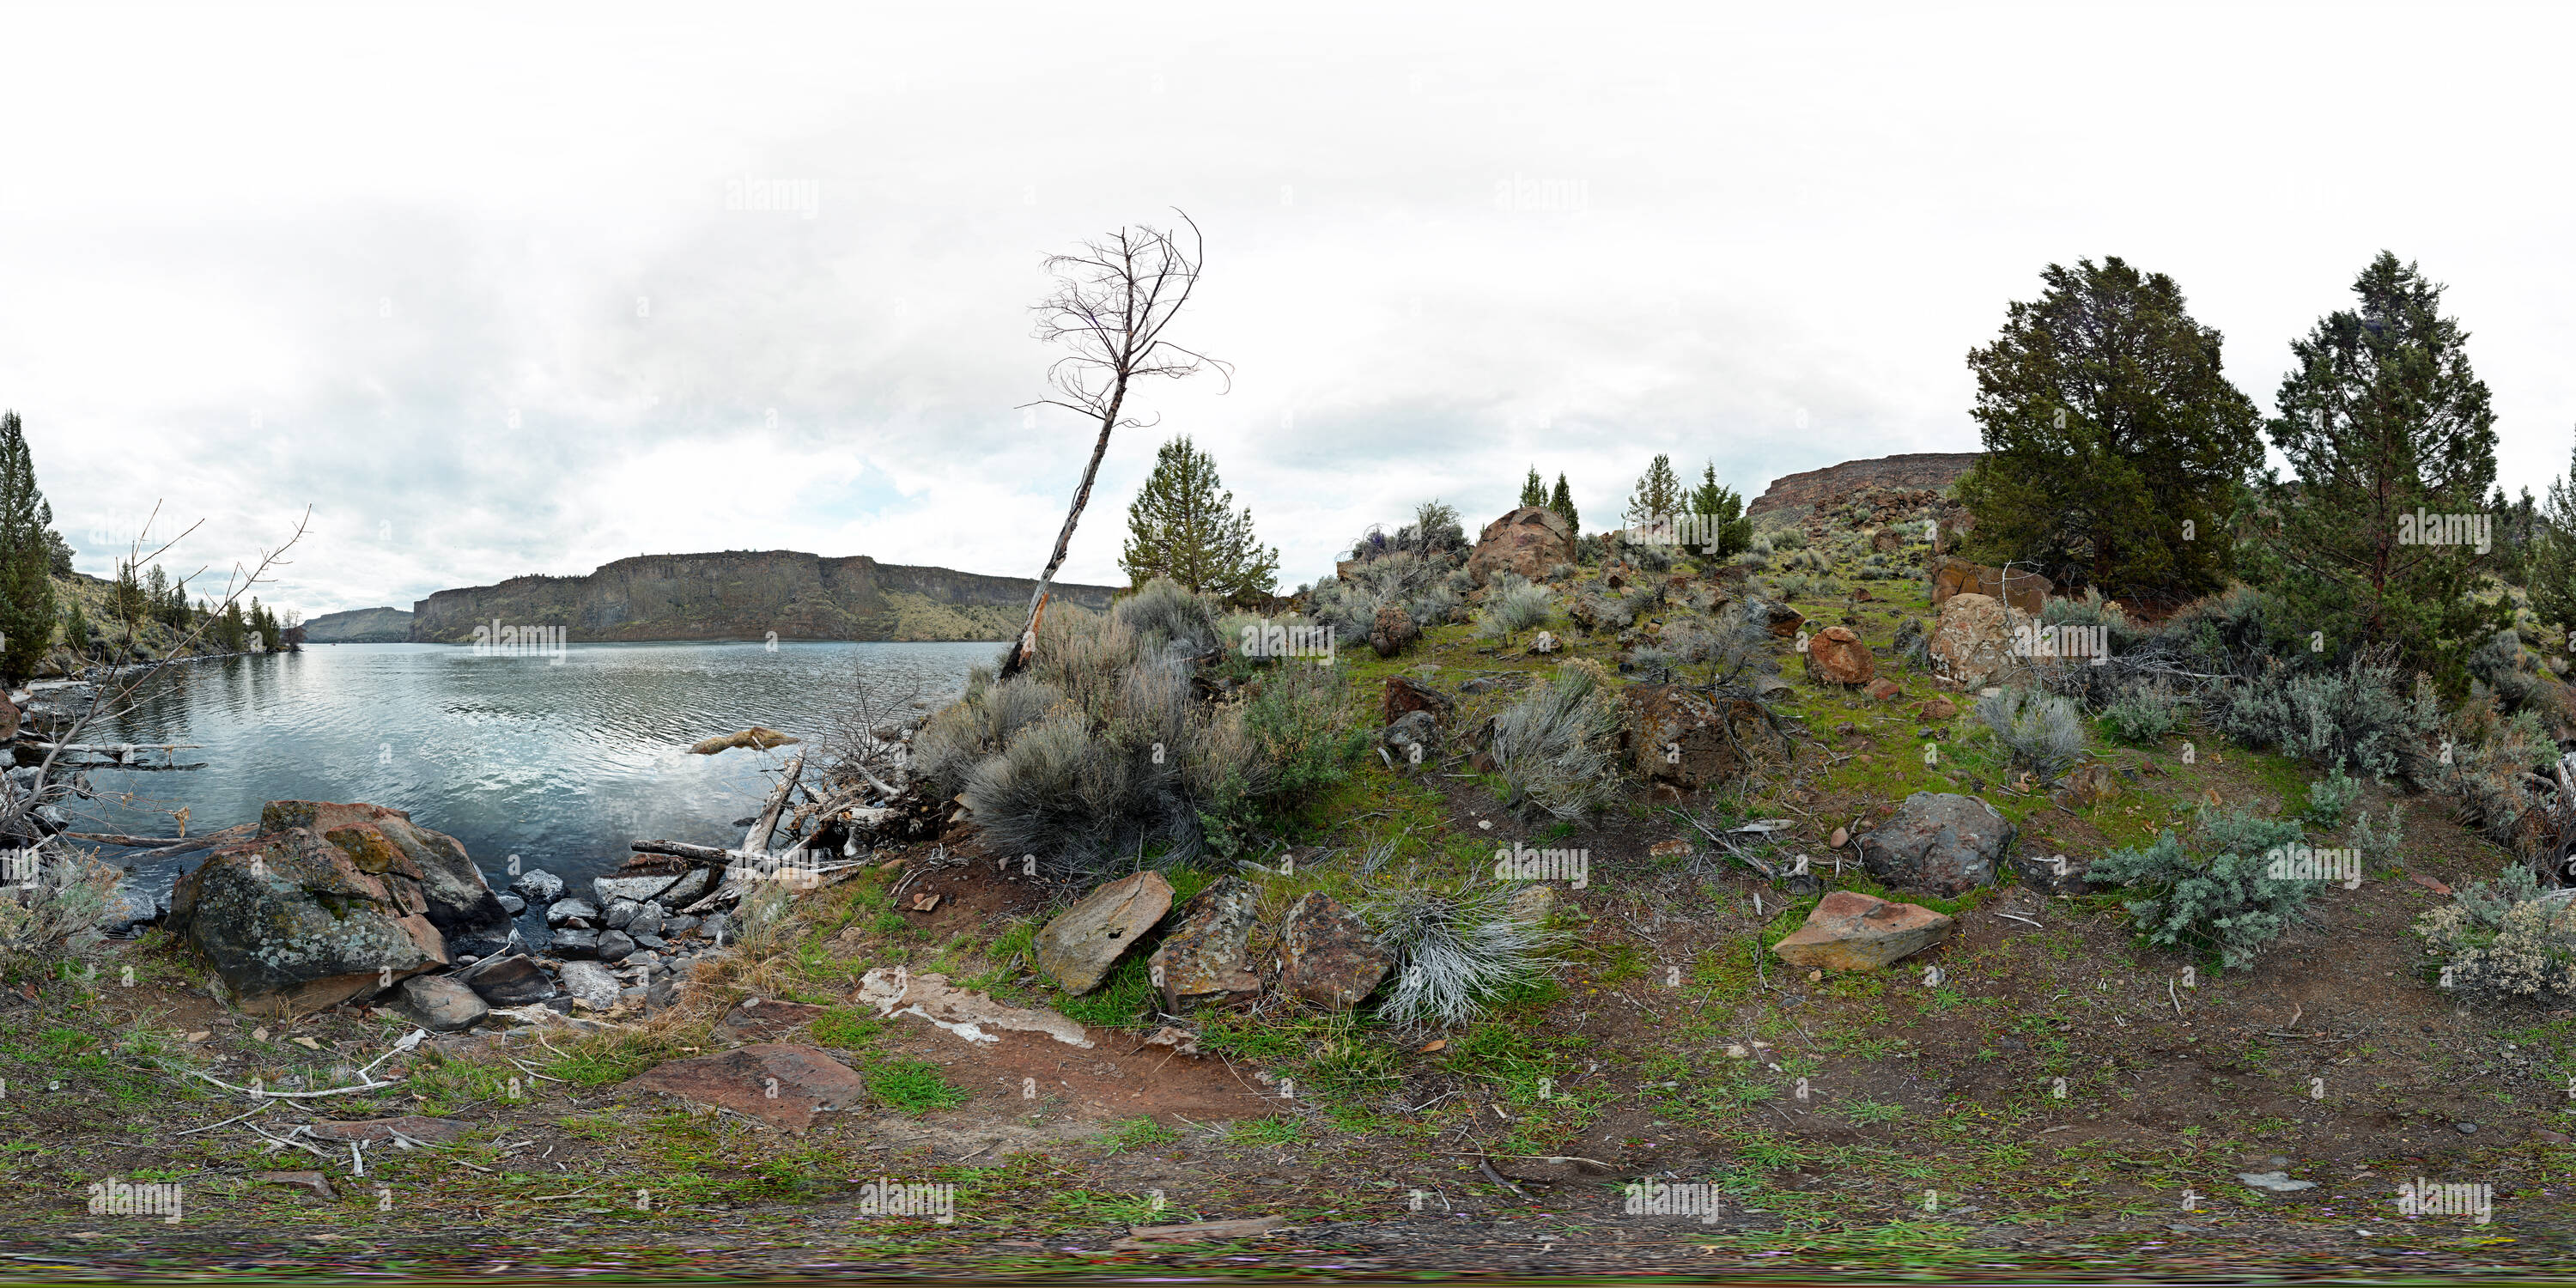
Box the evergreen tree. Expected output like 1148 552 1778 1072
1118 435 1279 601
0 411 56 683
2530 434 2576 643
1623 453 1686 526
1953 258 2261 600
1686 461 1755 557
1548 474 1580 538
112 559 148 624
1518 465 1547 509
164 576 190 628
60 598 88 659
2260 252 2508 683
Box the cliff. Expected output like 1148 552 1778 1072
1747 452 1983 521
409 551 1122 644
304 607 415 643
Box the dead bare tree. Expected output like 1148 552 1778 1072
999 210 1229 679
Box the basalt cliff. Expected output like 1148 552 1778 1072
410 551 1121 644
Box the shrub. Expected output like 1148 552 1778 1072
2304 760 2361 829
2468 629 2551 714
2089 807 2315 969
2433 706 2559 852
1365 884 1561 1029
2414 865 2576 1003
1771 528 1809 551
2205 646 2437 787
1115 577 1222 656
2101 677 2187 744
1976 687 2085 779
2041 586 2128 630
2352 805 2405 872
1475 580 1555 646
1490 662 1625 820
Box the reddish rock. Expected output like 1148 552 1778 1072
1621 684 1781 789
1147 877 1262 1006
1381 675 1456 727
1804 626 1874 685
719 996 827 1042
1762 603 1806 638
1370 605 1419 658
627 1043 871 1132
1465 507 1578 586
1867 678 1902 701
1928 556 2053 616
0 692 18 742
1771 891 1954 971
1916 696 1959 721
1276 893 1392 1009
1872 528 1905 553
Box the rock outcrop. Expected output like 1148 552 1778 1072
1746 453 1981 519
171 820 453 1016
1465 507 1577 586
1928 556 2052 616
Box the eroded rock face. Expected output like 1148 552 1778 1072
1034 872 1173 995
627 1043 869 1132
1771 891 1954 971
1928 592 2031 691
1859 793 2013 896
170 826 449 1016
1620 685 1779 790
1276 892 1391 1009
1148 877 1262 1006
1465 507 1577 586
1805 625 1874 685
264 800 516 960
1929 556 2052 615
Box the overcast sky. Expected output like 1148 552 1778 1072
3 3 2572 617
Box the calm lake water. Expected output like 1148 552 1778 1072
78 641 992 906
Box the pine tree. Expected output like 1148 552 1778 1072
1686 462 1754 557
1548 474 1580 538
1118 435 1280 601
2532 439 2576 642
1519 466 1547 509
1952 258 2262 599
61 598 88 659
0 411 57 683
112 559 148 624
2261 252 2509 684
1623 453 1685 526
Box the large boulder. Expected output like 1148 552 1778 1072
1620 684 1780 790
1804 626 1874 685
1859 793 2014 896
1146 877 1262 1007
1929 556 2052 616
1465 507 1577 586
1034 872 1173 995
1772 891 1954 971
260 801 516 959
1276 893 1392 1009
1370 605 1419 658
170 824 450 1016
1927 592 2031 692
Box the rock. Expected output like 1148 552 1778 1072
627 902 665 939
394 975 489 1032
701 912 733 945
2054 762 2121 810
688 726 800 756
600 897 641 930
1804 625 1874 685
256 1171 337 1200
509 868 565 903
1370 605 1419 658
167 813 453 1016
657 866 718 909
1754 674 1795 698
857 968 1096 1048
1382 675 1456 727
1461 675 1507 695
1916 696 1959 722
1927 592 2032 691
2012 851 2099 896
1867 678 1902 701
99 881 158 935
2455 1121 2480 1135
545 897 599 927
665 914 702 936
1276 892 1393 1008
2536 1128 2571 1145
1528 630 1559 654
1649 839 1693 859
1859 793 2014 896
1771 891 1955 971
2236 1170 2318 1193
1465 506 1579 586
0 691 18 742
718 996 827 1043
1506 884 1557 925
597 930 637 963
1761 602 1806 638
627 1042 868 1132
307 1115 471 1145
1620 684 1781 790
1893 617 1927 661
593 873 679 908
454 952 555 1005
1929 556 2053 615
1147 877 1262 1006
556 959 622 1010
1872 528 1905 553
1378 709 1442 770
1034 872 1174 994
497 893 526 915
550 927 601 958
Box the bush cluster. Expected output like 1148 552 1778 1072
2089 807 2315 969
2415 865 2576 1003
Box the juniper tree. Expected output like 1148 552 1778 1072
1519 465 1547 509
1118 435 1278 602
1548 473 1580 538
1953 257 2261 602
2259 252 2510 686
1623 453 1685 526
2530 434 2576 644
1686 461 1754 557
0 411 56 683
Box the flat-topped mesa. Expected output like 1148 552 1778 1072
408 550 1123 644
1747 452 1983 521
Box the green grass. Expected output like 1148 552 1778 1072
1102 1116 1184 1153
1055 955 1156 1030
869 1058 972 1114
811 1006 888 1052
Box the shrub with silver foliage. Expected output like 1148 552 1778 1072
1364 884 1561 1028
1976 686 2085 780
2415 864 2576 1003
1490 662 1624 819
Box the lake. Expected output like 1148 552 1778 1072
76 641 993 907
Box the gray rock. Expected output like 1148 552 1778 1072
550 927 601 957
626 901 665 939
656 866 717 909
592 874 678 908
454 952 555 1005
509 868 565 903
545 897 600 927
632 933 668 951
1146 877 1261 1005
1859 793 2014 896
665 914 701 936
1034 872 1174 995
496 893 526 915
700 913 732 945
602 897 641 930
2236 1170 2317 1193
556 960 621 1010
1376 709 1442 770
598 930 636 963
394 975 489 1032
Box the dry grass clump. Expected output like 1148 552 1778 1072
1364 884 1560 1029
1490 660 1624 820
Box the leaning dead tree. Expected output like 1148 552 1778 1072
999 210 1229 679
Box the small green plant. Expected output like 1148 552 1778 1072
2101 677 2187 744
2088 807 2312 969
1103 1115 1184 1153
1978 686 2085 779
2305 759 2361 828
1841 1098 1905 1124
2351 804 2405 872
870 1058 972 1114
1364 884 1561 1028
1226 1116 1306 1147
1056 955 1157 1030
811 1006 886 1052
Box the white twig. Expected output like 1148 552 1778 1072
188 1069 402 1099
356 1029 426 1078
176 1098 278 1136
1996 913 2043 928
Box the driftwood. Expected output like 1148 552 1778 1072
63 824 252 853
744 752 804 855
629 839 732 864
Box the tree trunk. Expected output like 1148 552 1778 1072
1001 379 1128 679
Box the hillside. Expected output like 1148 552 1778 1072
301 605 413 642
409 550 1121 643
1747 450 1981 521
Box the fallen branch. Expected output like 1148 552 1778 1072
187 1069 402 1100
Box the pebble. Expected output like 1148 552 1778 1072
2456 1121 2480 1134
